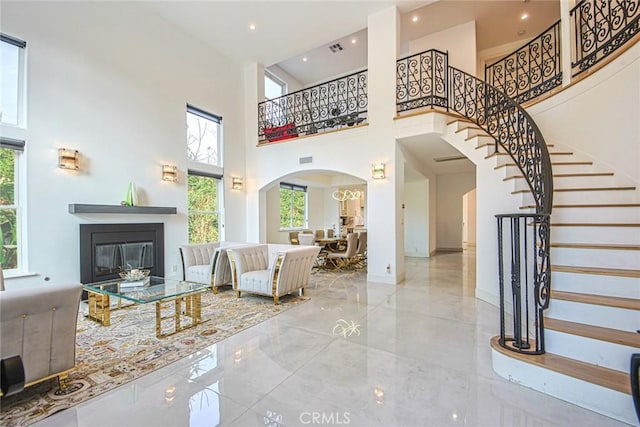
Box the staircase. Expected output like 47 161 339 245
447 119 639 425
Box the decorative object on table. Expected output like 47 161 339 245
123 182 138 206
118 269 150 287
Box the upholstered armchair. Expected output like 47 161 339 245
0 281 82 395
227 245 320 304
180 242 247 294
179 242 219 288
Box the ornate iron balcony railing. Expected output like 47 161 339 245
485 21 562 104
571 0 640 76
396 49 553 354
257 70 367 143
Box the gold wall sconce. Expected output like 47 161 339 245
232 176 243 190
58 148 79 170
162 165 177 182
372 162 386 179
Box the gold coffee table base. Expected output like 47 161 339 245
87 289 207 338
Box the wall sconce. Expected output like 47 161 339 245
232 176 243 190
372 162 385 179
162 165 177 182
58 148 79 170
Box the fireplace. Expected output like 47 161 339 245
80 223 164 293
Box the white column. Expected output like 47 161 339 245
560 0 574 86
366 6 404 284
244 62 265 243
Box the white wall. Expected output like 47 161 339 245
404 179 429 257
0 2 246 286
436 172 476 250
408 20 477 76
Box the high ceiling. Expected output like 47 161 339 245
145 1 559 86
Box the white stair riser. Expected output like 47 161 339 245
546 299 639 332
551 271 640 299
544 329 636 373
463 128 488 139
551 247 640 270
511 176 623 192
521 190 640 205
550 226 640 245
551 207 640 222
492 349 637 425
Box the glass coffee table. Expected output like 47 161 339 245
83 276 210 338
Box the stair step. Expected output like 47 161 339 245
488 152 574 160
552 264 640 278
551 290 640 310
465 134 493 142
522 203 640 209
513 186 636 195
495 161 593 170
455 125 482 134
551 223 640 227
490 336 631 394
505 172 614 182
551 242 640 250
545 318 640 348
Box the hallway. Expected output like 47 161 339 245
36 252 627 426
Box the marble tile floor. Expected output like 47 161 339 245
35 251 628 427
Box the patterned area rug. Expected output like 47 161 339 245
0 289 307 426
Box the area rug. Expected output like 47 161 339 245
0 289 308 426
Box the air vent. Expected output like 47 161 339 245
329 43 343 53
433 155 467 162
299 156 313 164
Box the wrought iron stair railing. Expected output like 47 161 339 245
485 20 562 104
257 70 368 143
397 49 553 354
571 0 640 76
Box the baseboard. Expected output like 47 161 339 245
367 272 404 285
405 252 428 258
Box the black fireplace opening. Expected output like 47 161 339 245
80 223 164 297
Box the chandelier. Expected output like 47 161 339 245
332 189 361 201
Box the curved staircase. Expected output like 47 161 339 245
447 118 639 424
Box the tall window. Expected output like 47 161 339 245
279 182 307 229
265 71 286 100
187 104 222 167
0 34 26 126
188 171 221 244
0 138 24 271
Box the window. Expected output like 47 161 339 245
0 34 26 126
265 71 286 100
188 171 221 244
187 104 222 167
0 138 24 271
279 182 307 229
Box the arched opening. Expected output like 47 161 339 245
259 170 368 245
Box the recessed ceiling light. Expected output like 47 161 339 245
518 29 526 36
521 13 529 20
412 16 419 23
302 57 308 62
351 38 357 44
249 23 256 30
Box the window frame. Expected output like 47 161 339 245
264 70 287 100
0 33 27 128
279 182 308 231
186 104 223 168
187 169 223 244
0 137 26 275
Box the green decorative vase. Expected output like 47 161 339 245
124 182 137 206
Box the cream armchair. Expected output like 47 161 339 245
0 282 82 395
180 242 249 294
227 245 320 304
